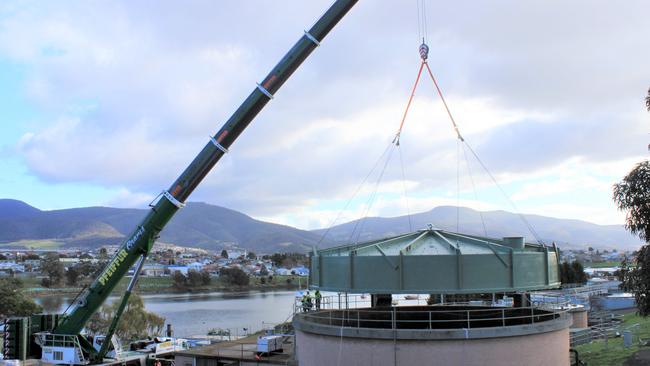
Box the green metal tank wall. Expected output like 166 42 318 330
309 229 560 294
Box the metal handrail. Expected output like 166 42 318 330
294 293 572 312
296 305 569 331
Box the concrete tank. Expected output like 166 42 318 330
294 305 571 366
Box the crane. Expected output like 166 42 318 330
1 1 358 364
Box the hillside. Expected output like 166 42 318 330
312 206 643 250
0 199 320 252
0 199 642 252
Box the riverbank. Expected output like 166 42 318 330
21 274 305 297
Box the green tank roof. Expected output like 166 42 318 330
309 228 560 294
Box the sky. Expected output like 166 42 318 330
0 0 648 231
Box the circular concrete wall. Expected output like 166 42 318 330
294 307 571 366
569 307 588 328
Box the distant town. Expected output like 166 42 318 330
0 242 637 293
0 245 311 294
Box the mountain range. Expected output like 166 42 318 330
0 199 643 252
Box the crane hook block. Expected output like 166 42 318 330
419 43 429 61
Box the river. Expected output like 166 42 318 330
35 290 298 338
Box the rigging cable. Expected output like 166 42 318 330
416 0 422 43
349 143 397 244
462 142 544 243
397 144 413 232
316 142 394 246
461 143 489 237
398 40 545 244
457 139 461 232
423 49 544 244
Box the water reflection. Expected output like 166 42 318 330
35 290 297 337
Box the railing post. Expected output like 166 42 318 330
329 310 332 326
531 307 534 324
357 311 360 328
502 309 505 327
467 310 470 329
429 311 432 329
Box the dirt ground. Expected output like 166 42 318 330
625 349 650 365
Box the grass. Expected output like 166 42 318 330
0 239 63 250
585 260 622 269
575 313 650 366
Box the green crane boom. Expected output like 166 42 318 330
52 0 358 344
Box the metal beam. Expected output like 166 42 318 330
400 231 429 254
444 231 509 267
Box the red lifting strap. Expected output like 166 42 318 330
395 61 425 142
394 43 465 144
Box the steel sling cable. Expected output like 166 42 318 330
318 54 427 247
349 143 397 244
397 144 413 232
422 58 545 244
316 141 395 246
461 143 489 237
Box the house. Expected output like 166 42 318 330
187 262 204 272
275 268 292 276
168 265 190 275
0 262 25 274
291 267 310 277
142 264 167 276
227 249 246 259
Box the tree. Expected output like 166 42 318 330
259 264 269 276
41 253 65 287
172 271 187 289
571 261 588 284
86 293 164 341
613 95 650 315
0 253 6 260
246 251 257 260
220 268 249 286
220 249 229 259
618 247 650 316
560 262 574 284
614 161 650 242
66 267 80 286
200 270 211 285
559 261 587 285
0 278 42 319
97 248 109 262
187 269 203 287
616 255 633 292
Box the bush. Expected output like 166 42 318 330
220 268 249 287
187 269 203 287
172 271 187 288
0 278 42 318
200 270 211 285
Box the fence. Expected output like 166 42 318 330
297 304 568 331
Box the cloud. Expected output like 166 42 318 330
103 188 155 209
1 0 648 229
